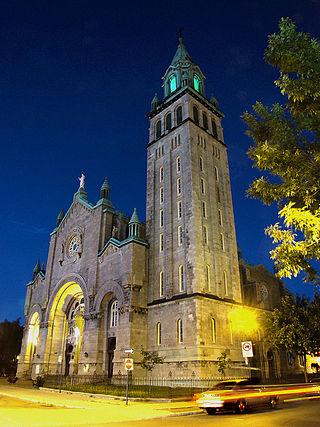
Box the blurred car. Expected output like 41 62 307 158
196 378 279 415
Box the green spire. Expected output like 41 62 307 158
128 208 140 238
32 259 40 280
162 35 206 98
151 93 160 110
100 177 110 200
170 37 194 66
56 208 64 227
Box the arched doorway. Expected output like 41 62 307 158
44 282 85 376
25 312 40 375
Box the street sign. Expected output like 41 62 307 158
241 341 253 358
124 348 134 354
125 358 134 371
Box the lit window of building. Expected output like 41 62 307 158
177 319 183 343
179 265 184 291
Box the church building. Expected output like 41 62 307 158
17 37 294 381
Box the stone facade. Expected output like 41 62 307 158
18 38 297 381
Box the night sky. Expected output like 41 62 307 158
1 0 319 322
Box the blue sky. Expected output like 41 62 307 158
1 0 319 321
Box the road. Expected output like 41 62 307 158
0 392 320 426
119 399 320 427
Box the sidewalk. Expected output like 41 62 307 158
0 378 202 425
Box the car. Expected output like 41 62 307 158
196 378 279 415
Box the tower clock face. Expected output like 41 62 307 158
68 235 81 256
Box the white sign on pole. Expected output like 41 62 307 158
241 341 253 358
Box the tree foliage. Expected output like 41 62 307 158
263 294 320 381
215 349 232 377
0 318 23 376
243 18 320 284
140 349 165 373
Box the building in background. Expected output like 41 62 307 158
17 37 300 382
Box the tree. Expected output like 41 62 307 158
215 349 232 378
140 349 165 394
0 318 23 376
243 18 320 285
263 294 320 382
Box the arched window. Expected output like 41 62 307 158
199 156 204 172
200 178 205 194
223 270 228 295
176 106 182 125
177 200 182 219
155 120 162 139
27 312 40 358
165 113 172 131
160 209 163 227
177 319 183 343
193 106 199 125
178 225 183 246
177 177 181 195
156 322 162 345
169 74 177 93
176 156 181 173
202 201 207 218
214 166 219 181
179 265 184 291
159 271 164 297
212 119 218 139
220 233 225 252
206 264 211 289
202 112 208 130
211 318 216 343
159 166 164 182
218 209 223 226
194 74 201 92
203 226 208 245
110 300 118 328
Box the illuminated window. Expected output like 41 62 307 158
199 156 204 172
160 233 164 252
218 209 223 226
110 300 118 328
160 187 164 204
202 201 207 218
160 166 164 182
165 113 172 131
230 321 233 344
200 178 205 194
220 233 225 251
203 226 208 245
212 119 218 139
194 74 201 92
206 264 211 290
214 166 219 181
177 319 183 343
216 186 221 203
176 106 182 125
202 112 208 130
211 318 216 343
160 271 164 297
156 120 161 139
160 209 164 227
193 106 199 124
179 265 184 291
177 201 182 219
156 322 162 345
177 178 181 195
223 270 228 295
169 74 177 93
176 156 181 173
178 225 183 246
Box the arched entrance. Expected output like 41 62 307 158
24 312 40 375
44 281 85 376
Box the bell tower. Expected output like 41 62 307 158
146 36 243 375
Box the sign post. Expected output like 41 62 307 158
125 358 133 405
241 341 253 378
